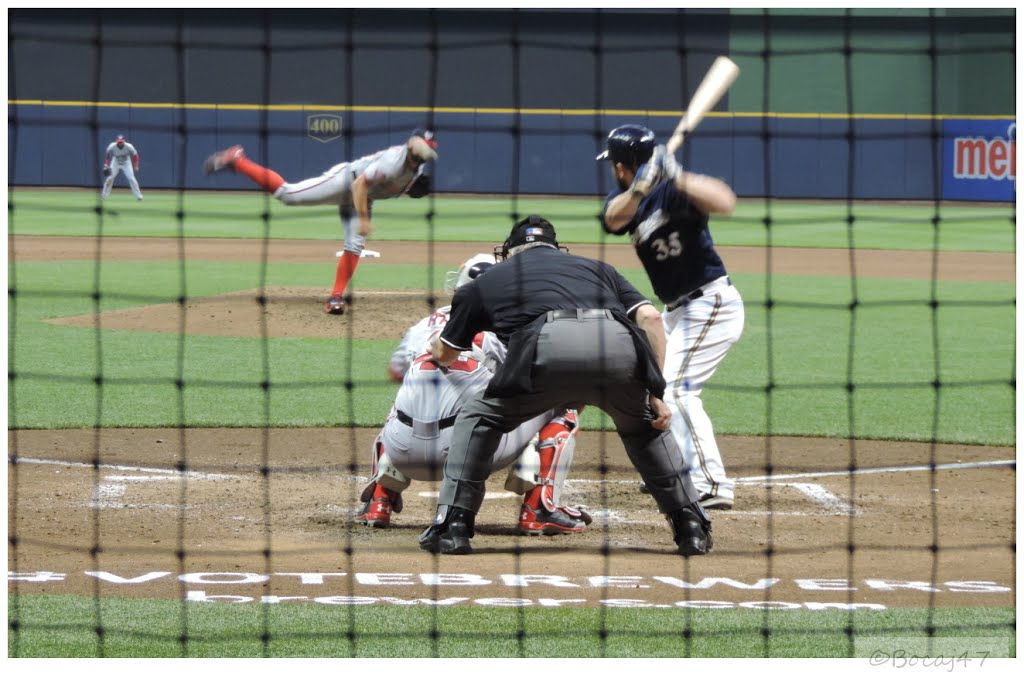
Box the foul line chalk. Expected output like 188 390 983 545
11 456 232 480
736 459 1015 483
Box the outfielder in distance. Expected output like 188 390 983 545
598 124 744 510
359 252 590 535
203 129 437 315
101 134 143 201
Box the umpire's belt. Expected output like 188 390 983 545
665 276 733 312
395 409 458 437
546 308 614 321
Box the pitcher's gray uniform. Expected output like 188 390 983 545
274 144 425 257
203 131 436 315
101 135 143 201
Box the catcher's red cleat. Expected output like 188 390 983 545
203 145 245 174
324 294 347 315
355 484 398 528
518 503 590 536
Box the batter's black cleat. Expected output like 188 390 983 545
667 502 713 557
418 506 476 555
699 493 733 510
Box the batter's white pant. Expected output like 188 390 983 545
101 160 142 200
272 162 365 255
662 276 744 502
381 408 554 484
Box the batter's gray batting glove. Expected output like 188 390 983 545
629 145 666 198
661 146 682 182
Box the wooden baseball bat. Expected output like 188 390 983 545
665 56 740 155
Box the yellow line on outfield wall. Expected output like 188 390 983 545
5 100 1014 120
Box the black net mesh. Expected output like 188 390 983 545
6 8 1016 661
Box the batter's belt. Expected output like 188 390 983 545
665 276 733 312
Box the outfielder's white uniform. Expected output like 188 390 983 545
381 306 554 483
273 145 425 257
101 139 143 200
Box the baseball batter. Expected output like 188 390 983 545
599 124 744 510
101 134 143 201
359 253 590 535
203 129 436 315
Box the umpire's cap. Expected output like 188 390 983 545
500 215 559 259
596 124 656 169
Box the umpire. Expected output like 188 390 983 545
418 215 712 556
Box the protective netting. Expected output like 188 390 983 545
6 9 1016 660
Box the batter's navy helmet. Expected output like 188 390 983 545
499 215 559 259
596 124 656 169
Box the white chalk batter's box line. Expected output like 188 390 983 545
12 456 1013 516
417 459 1014 520
11 456 233 510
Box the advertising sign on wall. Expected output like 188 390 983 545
943 119 1015 201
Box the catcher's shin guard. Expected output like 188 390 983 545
521 410 579 512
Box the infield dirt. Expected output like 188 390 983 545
8 238 1016 609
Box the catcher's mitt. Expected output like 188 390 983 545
103 167 112 177
407 173 431 198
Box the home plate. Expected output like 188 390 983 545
336 250 381 258
417 490 518 500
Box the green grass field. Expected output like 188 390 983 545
7 594 1015 658
7 188 1016 251
8 191 1015 443
6 189 1016 658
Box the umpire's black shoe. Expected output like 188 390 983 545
667 502 713 557
418 506 476 555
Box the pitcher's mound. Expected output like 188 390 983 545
46 287 442 340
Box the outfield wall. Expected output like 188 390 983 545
7 104 1015 201
9 9 1013 201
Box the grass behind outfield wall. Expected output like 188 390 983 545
6 594 1016 658
7 189 1015 253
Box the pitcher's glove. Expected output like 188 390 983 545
103 167 112 177
407 173 431 198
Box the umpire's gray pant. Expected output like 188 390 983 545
437 311 701 515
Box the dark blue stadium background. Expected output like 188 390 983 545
8 9 1014 199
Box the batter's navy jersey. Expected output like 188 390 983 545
439 246 651 350
602 180 727 305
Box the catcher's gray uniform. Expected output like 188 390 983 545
376 306 554 485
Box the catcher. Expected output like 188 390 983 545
203 129 436 316
357 253 591 535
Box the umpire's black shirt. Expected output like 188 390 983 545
439 245 666 398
